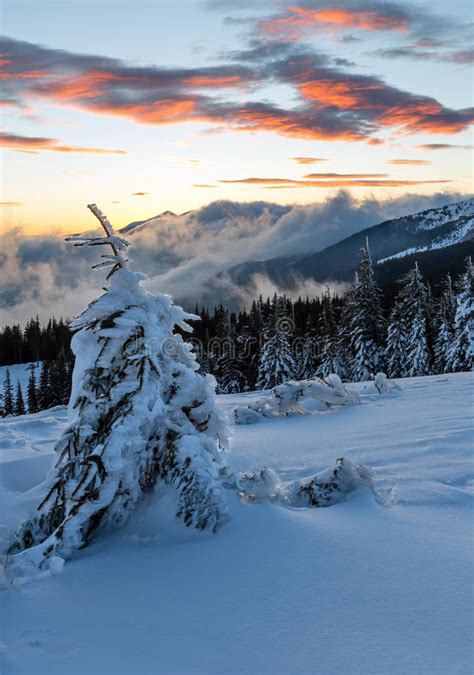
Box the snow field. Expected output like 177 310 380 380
0 372 473 674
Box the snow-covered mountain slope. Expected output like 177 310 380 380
119 210 178 235
412 198 474 231
225 197 474 290
378 214 474 263
1 372 473 675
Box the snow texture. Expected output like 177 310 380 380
0 373 472 674
0 372 473 673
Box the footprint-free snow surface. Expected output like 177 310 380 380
0 373 473 675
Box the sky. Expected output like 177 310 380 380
0 0 473 236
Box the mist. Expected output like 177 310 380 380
0 190 468 326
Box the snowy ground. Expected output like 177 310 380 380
0 373 473 675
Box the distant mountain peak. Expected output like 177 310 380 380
120 210 178 235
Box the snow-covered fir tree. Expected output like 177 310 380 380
257 296 296 389
2 368 14 417
49 354 72 405
219 351 247 393
317 291 347 379
347 243 386 381
385 301 407 378
27 363 38 414
398 263 432 377
445 258 473 372
37 361 54 410
298 317 319 380
433 274 456 374
11 204 229 564
14 380 25 416
212 307 246 393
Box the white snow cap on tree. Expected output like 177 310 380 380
11 205 230 566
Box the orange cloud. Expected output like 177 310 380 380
290 156 328 164
298 80 384 109
294 6 409 32
2 36 472 145
219 176 451 188
130 192 149 196
184 75 247 88
386 159 431 165
304 172 388 178
260 4 409 39
220 177 300 184
294 74 474 135
416 143 473 150
192 184 219 188
233 106 365 142
0 131 127 155
0 201 24 206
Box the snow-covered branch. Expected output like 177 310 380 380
234 374 360 424
65 204 130 278
226 457 382 508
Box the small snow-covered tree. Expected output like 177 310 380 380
219 356 246 394
347 243 386 381
298 317 319 380
257 331 295 389
257 296 295 389
37 361 54 411
11 205 229 564
14 380 25 416
27 363 38 414
50 354 72 405
398 263 432 377
433 274 456 373
317 292 347 380
2 368 14 417
385 301 407 378
446 258 473 372
212 308 246 393
408 308 431 376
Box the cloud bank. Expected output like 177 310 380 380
0 190 469 325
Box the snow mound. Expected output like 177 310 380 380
235 374 366 424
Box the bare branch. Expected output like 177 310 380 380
65 204 130 277
87 204 118 256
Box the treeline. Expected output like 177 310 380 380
191 253 472 392
0 252 472 416
0 317 72 366
0 358 72 417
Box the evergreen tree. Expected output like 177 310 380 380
11 204 229 563
446 258 473 372
257 332 295 389
27 363 39 414
347 244 386 381
398 263 432 377
2 368 14 416
212 307 246 393
298 317 319 380
49 355 71 405
257 296 295 389
385 301 407 378
14 380 26 416
37 361 54 410
317 291 347 379
433 274 456 373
